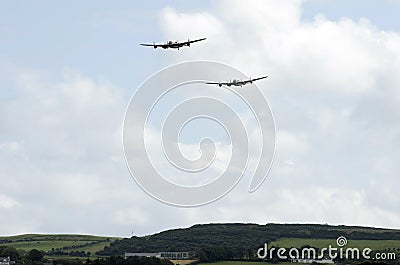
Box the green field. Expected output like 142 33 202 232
69 241 117 255
0 240 96 251
198 261 293 265
195 238 400 265
0 234 114 242
2 232 400 262
0 234 120 257
271 238 400 252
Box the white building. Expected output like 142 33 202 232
125 252 189 260
160 252 189 259
125 253 161 258
292 258 334 264
0 257 11 265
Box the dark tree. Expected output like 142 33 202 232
0 246 19 260
28 249 43 262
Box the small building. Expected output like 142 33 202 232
0 257 11 265
292 258 334 264
125 253 161 259
160 252 189 259
125 252 189 260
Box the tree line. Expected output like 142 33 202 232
97 223 400 256
0 246 173 265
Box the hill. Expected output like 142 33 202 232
0 234 119 258
97 223 400 256
1 223 400 260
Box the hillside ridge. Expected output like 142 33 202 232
96 223 400 256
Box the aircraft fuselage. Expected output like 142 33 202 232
227 79 253 86
159 41 190 49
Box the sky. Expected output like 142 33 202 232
1 0 400 237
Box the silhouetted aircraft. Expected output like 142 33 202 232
206 76 268 87
140 38 206 49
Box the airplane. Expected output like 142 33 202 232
205 76 268 87
140 38 206 49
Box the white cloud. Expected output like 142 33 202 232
113 207 149 227
276 130 309 155
0 194 19 209
1 0 400 236
0 68 146 235
154 0 400 229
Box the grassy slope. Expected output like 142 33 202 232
99 223 400 256
2 225 400 258
0 240 95 251
71 241 116 255
0 234 120 257
0 234 113 241
271 238 400 251
198 261 293 265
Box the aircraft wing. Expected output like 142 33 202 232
140 43 167 48
251 75 268 82
140 43 157 47
183 38 207 45
205 81 229 85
